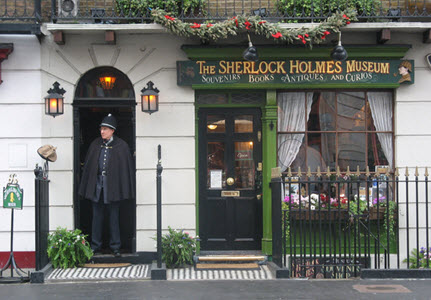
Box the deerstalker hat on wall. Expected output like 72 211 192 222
100 113 117 130
37 145 57 162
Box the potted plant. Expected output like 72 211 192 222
47 227 93 269
159 226 197 268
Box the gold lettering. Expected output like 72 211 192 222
277 61 287 73
290 60 300 73
315 61 326 73
346 60 355 73
368 62 374 73
381 63 389 74
243 62 252 74
226 61 235 74
259 62 269 74
334 61 342 74
327 61 335 74
219 60 227 74
299 61 308 73
235 61 243 74
268 61 277 74
209 65 216 75
250 62 259 74
196 61 206 74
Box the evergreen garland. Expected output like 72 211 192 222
151 9 357 46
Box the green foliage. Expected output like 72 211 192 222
276 0 380 21
158 226 197 268
116 0 203 18
282 201 290 239
403 247 431 269
383 200 397 240
47 227 93 269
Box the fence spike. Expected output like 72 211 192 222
405 167 409 177
356 165 360 176
326 166 331 177
297 166 302 177
385 167 390 177
395 168 399 177
336 166 341 177
307 166 312 178
346 166 351 177
366 166 370 177
415 166 419 177
426 167 429 177
287 167 292 178
316 166 322 178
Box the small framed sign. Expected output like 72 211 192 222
3 184 23 209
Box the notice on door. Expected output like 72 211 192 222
210 169 222 189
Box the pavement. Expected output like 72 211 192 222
1 278 431 300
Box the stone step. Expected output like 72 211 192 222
195 255 267 264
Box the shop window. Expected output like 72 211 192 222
277 91 393 173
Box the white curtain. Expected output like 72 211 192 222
277 92 313 172
368 92 393 169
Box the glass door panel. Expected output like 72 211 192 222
234 141 255 189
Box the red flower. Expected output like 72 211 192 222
346 21 351 24
302 39 307 44
164 15 175 21
207 23 213 27
190 23 201 29
298 34 303 39
320 194 327 202
272 32 282 38
231 17 239 27
324 30 330 35
305 33 309 38
258 21 266 24
343 14 350 20
245 21 252 30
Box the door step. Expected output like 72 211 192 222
194 254 267 270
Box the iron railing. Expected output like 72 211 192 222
34 168 50 271
271 166 431 278
2 0 431 25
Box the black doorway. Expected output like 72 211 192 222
73 106 136 253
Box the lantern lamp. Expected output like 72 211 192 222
45 81 65 117
141 81 159 114
99 75 116 90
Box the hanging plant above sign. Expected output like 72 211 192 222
151 9 357 45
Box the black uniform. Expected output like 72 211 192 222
79 135 135 253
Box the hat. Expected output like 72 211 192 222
37 145 57 162
399 60 412 72
100 114 117 130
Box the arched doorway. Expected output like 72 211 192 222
73 67 136 254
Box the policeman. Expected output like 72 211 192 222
79 114 135 257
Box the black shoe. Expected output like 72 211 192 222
92 249 102 256
113 250 121 258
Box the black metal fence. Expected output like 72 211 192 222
271 167 431 279
2 0 431 24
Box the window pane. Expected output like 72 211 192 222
337 92 366 131
235 141 255 189
207 142 226 189
308 92 336 131
235 115 253 133
197 94 228 104
207 115 225 133
368 133 391 168
338 133 366 171
231 93 264 104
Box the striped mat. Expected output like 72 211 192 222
47 264 150 281
168 265 274 280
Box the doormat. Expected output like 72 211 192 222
83 263 131 268
195 263 260 270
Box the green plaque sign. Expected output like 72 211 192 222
177 59 414 87
3 184 23 209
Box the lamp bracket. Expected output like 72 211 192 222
47 81 66 95
141 81 160 94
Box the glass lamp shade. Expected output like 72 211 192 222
45 94 64 117
99 76 116 90
141 93 159 114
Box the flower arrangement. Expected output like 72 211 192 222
283 193 349 210
47 227 93 269
159 226 198 268
403 247 431 269
151 8 356 44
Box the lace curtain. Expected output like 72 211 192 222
277 92 313 172
368 92 393 169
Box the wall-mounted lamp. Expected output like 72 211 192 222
45 81 65 117
99 75 116 90
141 81 159 114
331 31 348 61
243 34 259 62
